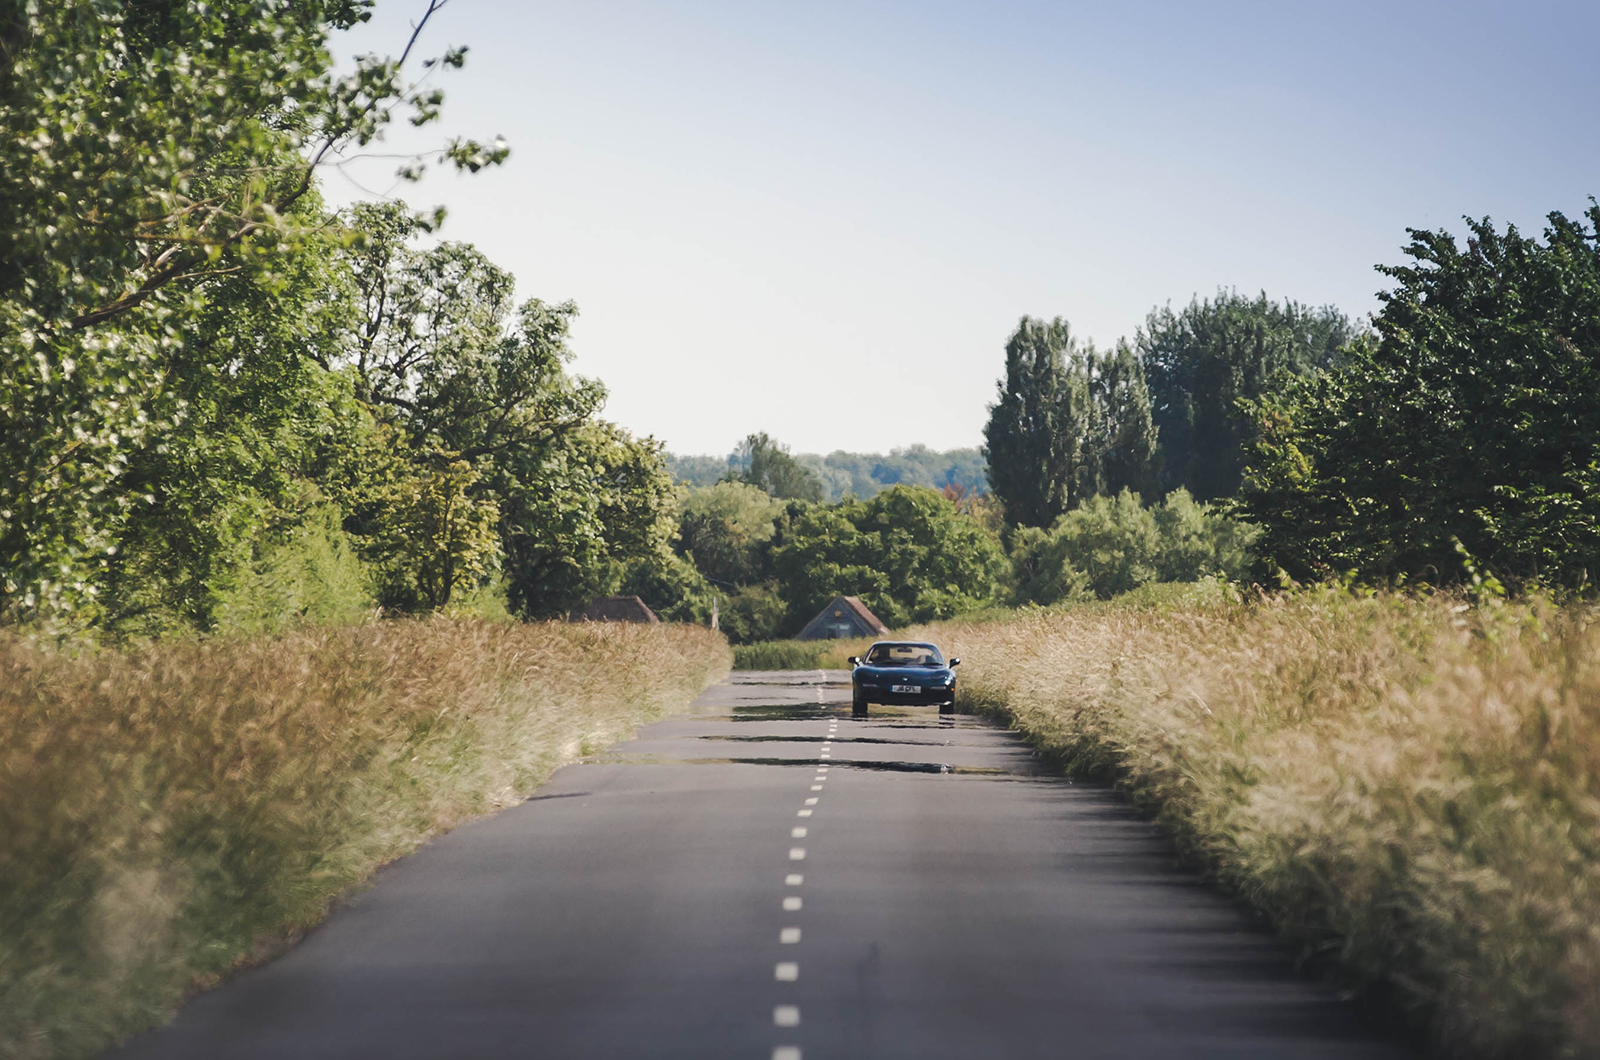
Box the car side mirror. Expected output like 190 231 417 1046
950 658 961 667
847 656 860 666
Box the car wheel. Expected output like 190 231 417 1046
939 699 955 715
852 690 868 715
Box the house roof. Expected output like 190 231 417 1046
568 595 661 624
795 594 889 640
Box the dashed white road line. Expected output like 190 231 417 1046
774 687 828 1060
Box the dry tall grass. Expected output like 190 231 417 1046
0 618 729 1060
899 590 1600 1058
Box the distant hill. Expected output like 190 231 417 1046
667 445 989 502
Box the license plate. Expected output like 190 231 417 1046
891 684 920 693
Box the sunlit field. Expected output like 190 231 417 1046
0 619 730 1060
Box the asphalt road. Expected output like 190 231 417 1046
106 671 1413 1060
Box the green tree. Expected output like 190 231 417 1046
982 318 1096 528
676 480 786 586
728 432 824 502
1046 490 1162 598
496 422 679 618
369 459 500 612
1090 341 1160 502
1007 524 1093 606
1239 207 1600 590
716 582 788 643
335 205 587 463
0 0 504 625
332 205 677 618
1138 290 1358 502
1149 488 1258 583
983 318 1159 527
772 485 1008 628
614 552 716 624
96 216 363 633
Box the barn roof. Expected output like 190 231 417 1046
795 595 889 640
568 595 661 624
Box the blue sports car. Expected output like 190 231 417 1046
848 641 960 715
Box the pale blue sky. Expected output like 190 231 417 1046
327 0 1600 455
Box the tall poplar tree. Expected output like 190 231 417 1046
1090 341 1160 502
982 318 1092 528
983 319 1159 527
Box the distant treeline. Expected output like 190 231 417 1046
658 430 1251 643
668 445 988 502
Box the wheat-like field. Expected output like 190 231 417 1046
0 618 730 1060
897 589 1600 1058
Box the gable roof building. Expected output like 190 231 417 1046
568 595 661 624
795 595 889 641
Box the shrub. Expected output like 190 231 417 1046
210 503 374 634
1012 489 1256 602
718 582 788 644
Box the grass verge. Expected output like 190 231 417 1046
732 639 865 670
900 589 1600 1058
0 618 730 1060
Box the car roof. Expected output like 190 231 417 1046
867 641 941 651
